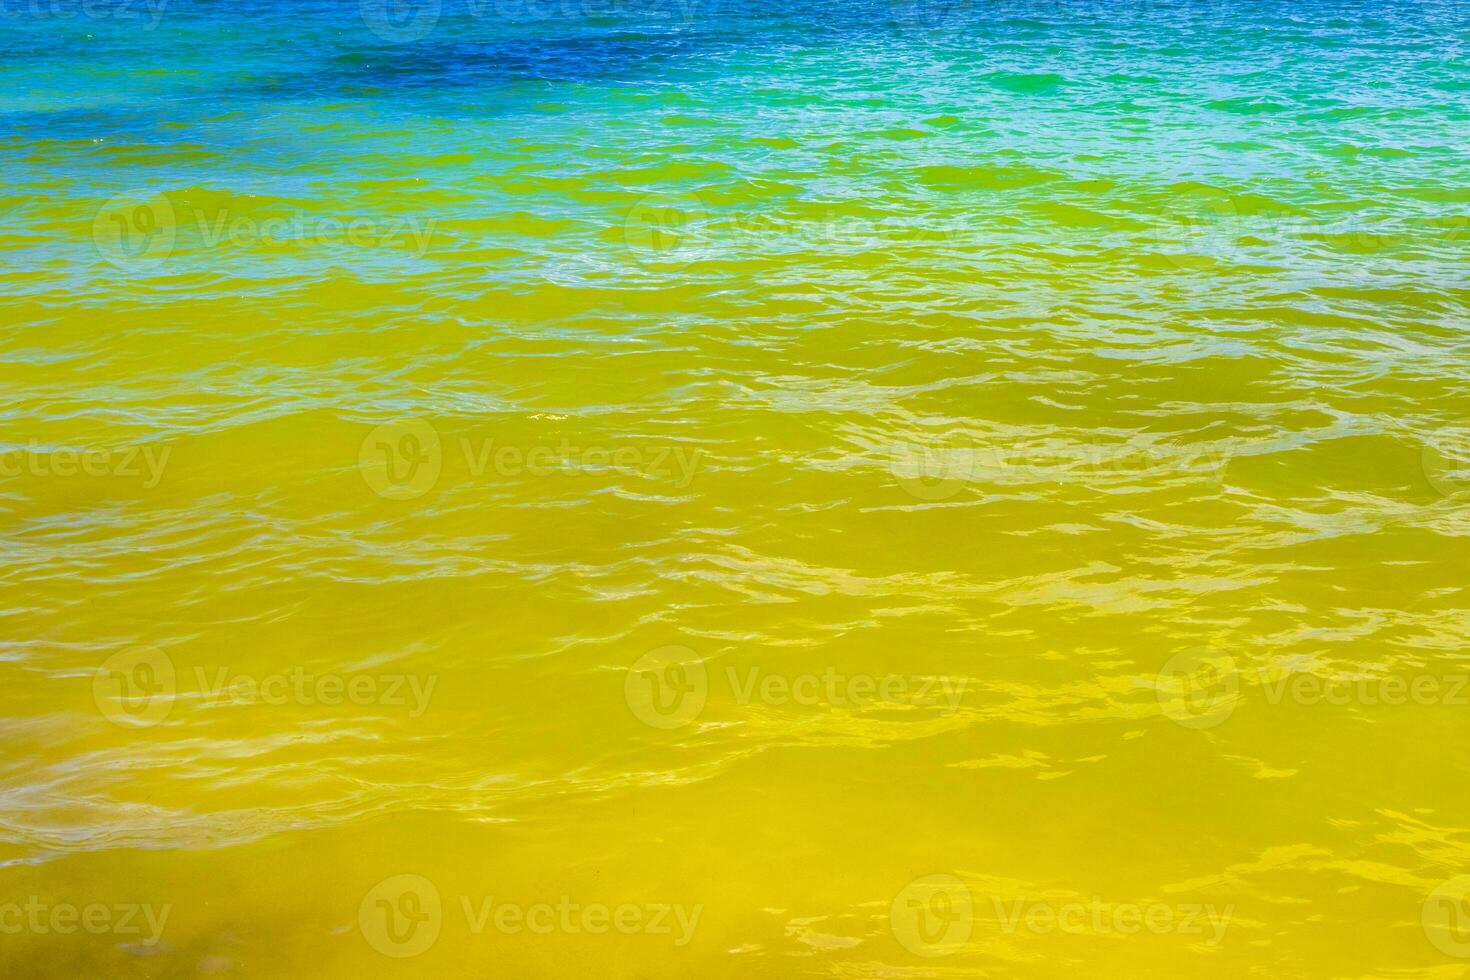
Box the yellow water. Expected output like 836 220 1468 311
3 0 1470 976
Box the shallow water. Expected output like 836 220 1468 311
1 0 1469 975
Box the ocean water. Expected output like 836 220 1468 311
1 0 1469 975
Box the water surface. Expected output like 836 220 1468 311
1 0 1469 975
